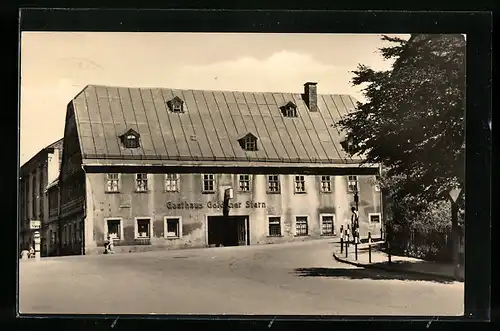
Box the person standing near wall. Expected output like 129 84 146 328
351 207 359 241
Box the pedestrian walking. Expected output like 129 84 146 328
29 245 35 258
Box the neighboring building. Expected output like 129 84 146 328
19 138 63 256
57 83 382 256
45 178 60 256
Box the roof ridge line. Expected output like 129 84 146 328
80 84 356 98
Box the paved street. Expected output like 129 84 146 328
19 239 463 316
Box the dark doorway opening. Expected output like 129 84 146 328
208 215 250 247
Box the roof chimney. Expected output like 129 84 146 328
304 82 318 112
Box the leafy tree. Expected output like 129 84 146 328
337 34 465 267
337 34 465 207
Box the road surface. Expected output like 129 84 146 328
19 239 463 316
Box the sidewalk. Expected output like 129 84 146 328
333 241 464 282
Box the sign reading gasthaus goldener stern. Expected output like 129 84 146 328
166 201 266 209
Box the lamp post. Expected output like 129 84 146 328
223 188 233 219
353 185 360 243
353 185 359 213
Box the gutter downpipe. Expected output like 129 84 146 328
81 165 87 256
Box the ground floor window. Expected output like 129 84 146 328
369 213 381 223
107 219 122 240
295 216 308 236
72 222 77 245
77 221 82 243
268 216 282 236
165 217 181 239
321 215 335 236
136 218 151 239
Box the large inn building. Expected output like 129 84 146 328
51 82 382 255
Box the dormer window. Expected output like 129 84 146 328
167 96 184 113
280 101 298 117
340 135 354 154
238 133 258 151
119 129 140 148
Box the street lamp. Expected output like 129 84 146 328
223 188 233 218
353 184 359 213
353 184 360 243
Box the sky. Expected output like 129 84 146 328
20 32 410 166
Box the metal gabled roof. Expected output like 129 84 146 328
69 85 362 165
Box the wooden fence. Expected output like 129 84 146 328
386 225 464 263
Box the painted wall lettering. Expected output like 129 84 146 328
166 201 266 209
166 202 203 209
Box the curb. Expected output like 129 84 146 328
332 252 464 282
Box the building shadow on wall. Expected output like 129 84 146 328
291 267 455 284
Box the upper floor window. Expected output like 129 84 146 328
31 175 37 217
267 175 280 193
165 174 179 192
39 171 44 196
106 173 119 192
341 135 355 154
167 96 184 113
294 175 306 193
320 176 332 193
280 101 298 117
238 133 258 151
347 175 358 193
136 173 148 192
119 128 140 149
374 175 381 192
202 174 215 193
38 171 44 216
238 175 250 192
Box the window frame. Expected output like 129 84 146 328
282 102 298 117
72 222 77 245
134 217 152 240
320 213 336 236
320 175 332 193
169 97 184 113
295 215 309 237
267 175 281 194
105 217 124 241
238 174 251 192
105 173 120 193
31 174 37 218
267 215 282 237
135 173 149 192
38 170 44 217
294 175 307 194
164 173 180 192
284 106 297 117
123 134 140 148
347 175 359 193
202 174 216 193
172 103 183 113
164 216 183 239
244 137 257 151
368 213 382 224
63 224 68 246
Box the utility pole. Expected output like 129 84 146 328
353 185 360 242
449 187 463 279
